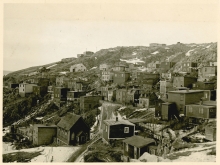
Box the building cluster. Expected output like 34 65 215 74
8 56 217 161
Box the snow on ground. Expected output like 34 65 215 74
172 149 215 162
137 67 147 72
120 58 145 64
3 143 80 162
165 47 170 49
118 106 126 111
46 64 57 69
134 108 147 112
132 52 137 55
90 67 97 70
151 51 159 55
206 45 211 49
95 57 97 59
59 72 67 74
90 115 99 132
185 49 195 56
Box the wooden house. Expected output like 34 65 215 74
173 76 197 88
33 86 48 97
161 102 178 121
102 118 135 143
80 95 103 113
168 90 204 115
205 121 216 141
57 113 90 145
123 136 156 159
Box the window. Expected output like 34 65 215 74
121 74 124 77
124 127 129 133
205 68 207 72
115 74 117 77
205 93 208 98
189 106 193 112
187 63 190 66
180 94 184 101
199 108 203 114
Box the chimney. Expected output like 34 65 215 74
116 117 118 122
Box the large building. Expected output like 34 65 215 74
101 70 114 82
33 86 48 97
198 66 217 81
168 90 204 115
173 76 197 88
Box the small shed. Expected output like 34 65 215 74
161 102 177 121
205 121 216 141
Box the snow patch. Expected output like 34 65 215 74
132 52 137 56
90 67 97 70
151 51 159 55
185 49 195 56
46 64 57 69
165 47 170 49
206 45 211 49
120 58 145 64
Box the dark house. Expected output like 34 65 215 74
10 83 19 89
203 90 216 101
126 89 142 104
160 62 176 73
168 90 204 115
161 102 178 120
123 136 156 159
173 76 197 88
116 89 127 104
192 81 215 90
155 99 165 117
33 86 48 97
54 87 70 101
80 95 103 113
181 62 197 73
102 119 135 143
67 91 86 102
57 113 90 145
113 72 130 84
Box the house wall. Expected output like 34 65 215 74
57 127 69 145
102 123 109 142
116 90 127 103
113 72 130 84
192 82 214 90
168 91 204 114
173 77 197 88
80 96 103 112
33 127 57 145
69 118 90 145
33 86 48 96
205 126 216 141
185 105 213 119
109 124 134 139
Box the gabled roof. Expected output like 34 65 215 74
103 119 134 126
57 113 81 130
123 136 155 148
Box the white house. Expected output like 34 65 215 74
19 83 37 97
70 63 87 72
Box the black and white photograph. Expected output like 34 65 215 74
2 0 218 162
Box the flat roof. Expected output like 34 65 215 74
104 119 134 126
34 124 57 128
186 104 216 108
123 136 155 148
168 90 204 94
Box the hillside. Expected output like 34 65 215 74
5 42 217 79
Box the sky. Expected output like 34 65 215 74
3 0 219 71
